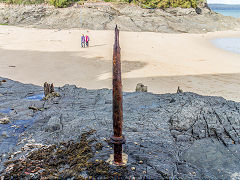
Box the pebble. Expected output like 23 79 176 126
2 131 8 137
11 125 20 128
21 143 44 151
28 139 36 143
0 116 10 124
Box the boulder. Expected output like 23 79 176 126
136 83 147 92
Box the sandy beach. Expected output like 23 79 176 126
0 25 240 101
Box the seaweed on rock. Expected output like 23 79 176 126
2 130 128 179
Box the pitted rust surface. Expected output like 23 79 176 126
112 25 125 165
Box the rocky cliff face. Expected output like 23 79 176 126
197 0 208 8
0 3 240 33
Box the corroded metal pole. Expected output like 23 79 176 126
111 25 125 165
44 82 54 97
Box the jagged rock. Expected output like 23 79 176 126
0 115 10 124
181 139 240 179
136 83 147 92
195 7 202 14
165 7 197 16
45 116 62 133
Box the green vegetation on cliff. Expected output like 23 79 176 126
49 0 70 8
137 0 205 9
0 0 44 4
0 0 206 8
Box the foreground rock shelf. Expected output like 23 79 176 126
0 77 240 179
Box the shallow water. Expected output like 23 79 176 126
25 93 44 100
211 38 240 55
208 4 240 18
0 109 38 157
213 10 240 18
0 93 44 156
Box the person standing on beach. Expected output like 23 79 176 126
86 35 90 47
81 34 85 48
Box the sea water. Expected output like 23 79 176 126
208 4 240 18
208 4 240 55
213 10 240 18
212 38 240 55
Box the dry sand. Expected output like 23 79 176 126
0 26 240 101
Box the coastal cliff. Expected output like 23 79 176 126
0 2 240 33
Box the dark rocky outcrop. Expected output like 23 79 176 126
0 77 240 179
0 3 240 33
136 83 147 92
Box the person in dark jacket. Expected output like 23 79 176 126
81 34 85 48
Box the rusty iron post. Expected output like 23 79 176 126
44 82 54 97
110 25 125 165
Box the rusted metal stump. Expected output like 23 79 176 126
110 25 126 165
44 82 54 97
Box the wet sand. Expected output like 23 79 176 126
0 26 240 101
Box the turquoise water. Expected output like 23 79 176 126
208 4 240 18
208 5 240 54
213 10 240 18
212 38 240 55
